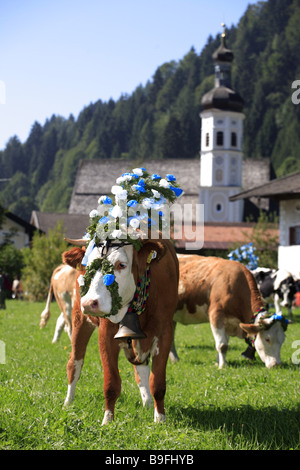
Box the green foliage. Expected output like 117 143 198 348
243 211 279 268
1 300 300 450
1 0 300 220
21 222 68 301
0 244 24 280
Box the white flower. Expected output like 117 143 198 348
132 168 143 176
111 229 123 239
111 185 128 200
142 198 154 209
116 174 132 184
129 218 140 229
159 178 170 189
89 209 99 218
110 205 123 218
151 189 161 199
77 275 85 287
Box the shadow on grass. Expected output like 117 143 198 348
169 403 300 449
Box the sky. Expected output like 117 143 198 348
0 0 258 151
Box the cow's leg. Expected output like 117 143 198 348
274 293 281 313
169 321 180 363
52 312 66 343
149 330 172 422
210 323 229 369
40 285 53 329
64 315 95 406
99 320 121 425
134 363 152 407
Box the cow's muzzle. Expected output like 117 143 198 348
81 298 101 316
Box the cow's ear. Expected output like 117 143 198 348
136 240 166 274
240 322 263 335
63 247 85 269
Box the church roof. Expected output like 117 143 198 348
201 86 244 112
68 159 200 215
212 35 234 63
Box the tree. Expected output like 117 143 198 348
21 222 68 300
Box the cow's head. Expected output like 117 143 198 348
240 311 288 368
63 240 164 323
277 276 296 308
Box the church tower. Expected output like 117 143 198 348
200 24 245 223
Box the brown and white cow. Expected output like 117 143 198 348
62 238 179 424
40 264 77 343
169 254 288 369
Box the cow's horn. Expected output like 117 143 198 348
64 238 87 246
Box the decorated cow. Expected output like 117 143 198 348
169 254 289 369
62 168 182 424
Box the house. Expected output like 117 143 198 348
0 211 37 249
230 171 300 277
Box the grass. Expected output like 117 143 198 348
0 299 299 450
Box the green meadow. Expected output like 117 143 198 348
0 300 299 450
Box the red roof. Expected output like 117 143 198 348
173 222 279 251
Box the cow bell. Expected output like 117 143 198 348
114 310 146 348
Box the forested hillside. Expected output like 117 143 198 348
1 0 300 221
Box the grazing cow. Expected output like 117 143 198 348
40 264 77 343
251 267 296 320
169 255 288 369
62 238 179 424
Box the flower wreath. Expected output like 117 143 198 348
86 167 183 251
78 167 183 316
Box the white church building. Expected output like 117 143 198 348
199 25 245 223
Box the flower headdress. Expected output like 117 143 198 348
84 167 183 253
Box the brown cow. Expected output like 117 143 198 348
170 254 288 369
40 264 77 343
62 238 179 424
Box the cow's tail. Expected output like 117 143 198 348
240 264 265 313
40 281 53 329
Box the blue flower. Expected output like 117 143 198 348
102 196 112 204
127 199 138 207
170 186 183 197
134 184 146 193
98 216 110 224
151 174 161 180
166 174 176 182
103 274 115 286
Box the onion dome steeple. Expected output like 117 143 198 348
201 24 244 113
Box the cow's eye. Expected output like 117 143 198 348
116 261 127 271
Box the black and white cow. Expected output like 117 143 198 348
251 268 296 320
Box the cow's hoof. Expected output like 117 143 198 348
154 408 166 423
102 410 113 425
